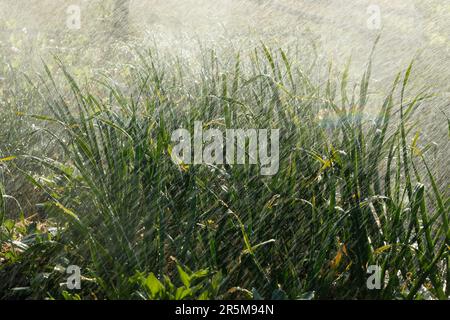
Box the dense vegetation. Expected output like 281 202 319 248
0 1 448 300
0 43 448 299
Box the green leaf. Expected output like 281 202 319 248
191 269 209 280
177 265 191 288
145 273 164 297
198 291 210 300
374 244 392 255
211 271 223 291
174 287 192 300
4 219 15 232
0 156 16 162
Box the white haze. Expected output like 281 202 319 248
0 0 448 180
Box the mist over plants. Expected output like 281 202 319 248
0 0 448 300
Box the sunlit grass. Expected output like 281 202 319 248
0 43 448 299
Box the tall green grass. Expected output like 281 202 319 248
0 45 448 299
